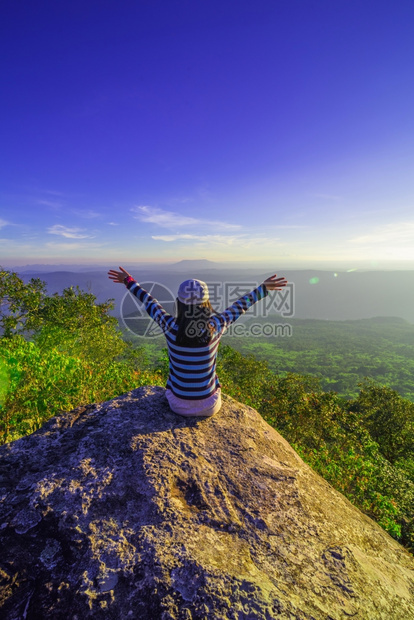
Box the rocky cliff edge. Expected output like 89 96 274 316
0 386 413 619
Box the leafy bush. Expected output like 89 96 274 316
0 267 164 443
0 335 164 444
216 344 273 407
350 379 414 464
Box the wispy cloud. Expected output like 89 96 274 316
0 238 41 257
0 218 9 229
152 233 283 249
71 209 102 219
45 242 87 251
152 234 241 244
313 193 342 201
132 205 240 230
42 189 64 196
47 224 95 239
350 221 414 245
45 241 103 251
108 222 119 226
37 199 63 209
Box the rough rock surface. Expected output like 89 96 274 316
0 386 414 620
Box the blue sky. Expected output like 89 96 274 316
1 0 414 268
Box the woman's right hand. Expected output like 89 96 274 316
107 266 133 284
263 274 288 290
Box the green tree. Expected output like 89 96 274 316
0 267 46 337
351 380 414 464
33 286 126 362
0 268 126 362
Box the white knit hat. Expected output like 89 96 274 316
177 279 209 304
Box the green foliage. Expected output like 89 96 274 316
0 335 164 444
0 268 124 363
33 285 120 350
0 358 9 407
216 345 273 408
0 267 46 337
350 380 414 464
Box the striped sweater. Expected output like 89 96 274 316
125 279 268 400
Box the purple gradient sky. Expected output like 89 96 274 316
1 0 414 268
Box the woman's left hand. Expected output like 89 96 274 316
263 274 288 290
108 266 132 284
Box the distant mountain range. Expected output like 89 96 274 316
8 264 414 323
8 259 256 274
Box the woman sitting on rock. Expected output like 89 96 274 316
108 267 287 418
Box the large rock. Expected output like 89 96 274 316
0 386 413 619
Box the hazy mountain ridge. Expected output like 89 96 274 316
13 266 414 322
